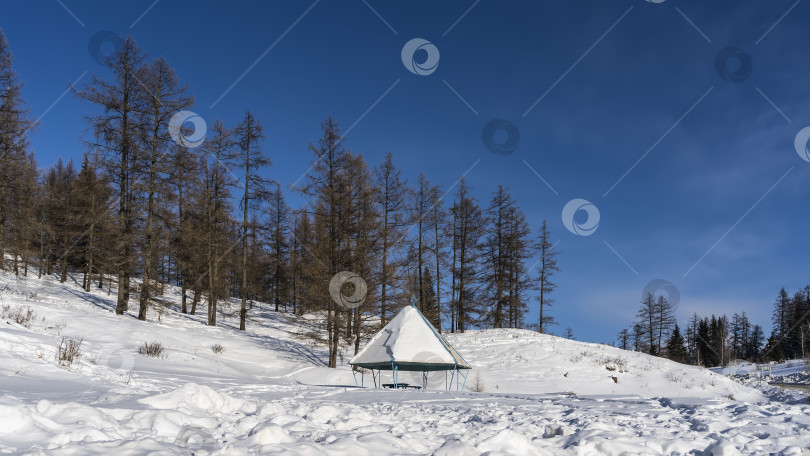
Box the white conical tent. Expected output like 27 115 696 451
349 306 470 371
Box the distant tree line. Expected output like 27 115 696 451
0 31 563 368
618 285 810 367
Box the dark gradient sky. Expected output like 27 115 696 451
3 0 809 342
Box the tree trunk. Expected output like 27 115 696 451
240 148 250 331
191 287 200 315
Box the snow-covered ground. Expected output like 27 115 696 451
711 359 810 382
1 271 809 455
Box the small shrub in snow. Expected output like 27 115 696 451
138 341 165 358
1 305 37 328
57 336 83 367
569 353 584 363
471 371 485 392
212 344 224 355
602 355 628 373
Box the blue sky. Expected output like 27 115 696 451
3 0 809 343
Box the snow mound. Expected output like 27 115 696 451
140 383 252 414
441 328 763 402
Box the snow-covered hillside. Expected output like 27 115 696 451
443 329 760 401
1 271 809 455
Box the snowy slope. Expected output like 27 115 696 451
441 329 762 401
1 271 809 455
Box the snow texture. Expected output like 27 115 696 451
0 271 808 454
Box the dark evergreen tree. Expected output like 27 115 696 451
422 266 439 329
747 324 764 361
665 323 689 363
763 331 786 362
696 318 711 366
617 328 630 350
0 29 36 272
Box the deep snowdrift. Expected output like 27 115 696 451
0 271 808 454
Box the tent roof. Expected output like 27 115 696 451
349 306 470 371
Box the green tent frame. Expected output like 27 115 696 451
351 360 470 391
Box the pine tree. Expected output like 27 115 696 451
11 153 37 276
504 206 532 329
77 36 146 315
632 323 644 352
654 296 675 352
763 331 785 362
449 178 484 333
686 313 701 364
166 143 202 313
747 324 764 361
199 120 235 325
617 328 630 350
0 29 36 272
267 183 289 312
636 293 657 355
483 185 515 329
41 159 79 283
136 57 193 320
298 116 352 367
288 209 312 316
232 111 271 330
422 266 439 329
665 323 689 363
409 174 432 317
428 183 448 332
773 288 790 340
563 327 574 339
536 219 559 333
74 154 113 291
342 152 379 355
696 317 711 366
